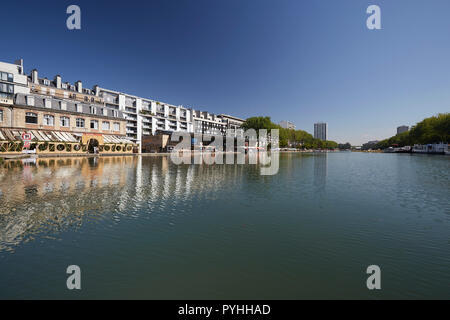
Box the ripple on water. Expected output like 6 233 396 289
0 154 449 299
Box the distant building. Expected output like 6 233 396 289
279 120 295 130
397 125 409 134
314 122 327 140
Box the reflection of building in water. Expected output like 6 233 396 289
0 156 248 251
313 153 327 190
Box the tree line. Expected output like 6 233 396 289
364 113 449 150
241 116 347 149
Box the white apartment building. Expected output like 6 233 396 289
96 87 195 145
0 59 30 102
314 122 327 141
97 88 245 145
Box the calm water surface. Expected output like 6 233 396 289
0 153 449 299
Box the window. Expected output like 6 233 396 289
113 122 120 131
0 72 13 82
90 120 98 129
59 101 67 110
26 96 35 106
113 110 118 118
0 109 3 122
44 98 52 108
60 116 70 127
43 79 50 86
50 89 55 96
76 104 82 112
43 114 54 126
25 112 38 124
76 118 85 128
102 121 110 130
102 108 107 116
0 83 13 94
90 106 96 114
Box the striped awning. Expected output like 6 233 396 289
0 129 79 143
103 135 133 144
0 129 133 144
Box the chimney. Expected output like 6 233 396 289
93 85 99 96
75 80 82 93
54 75 62 89
31 69 38 84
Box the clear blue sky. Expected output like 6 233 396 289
1 0 449 144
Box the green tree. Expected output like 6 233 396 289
241 116 340 149
374 113 449 149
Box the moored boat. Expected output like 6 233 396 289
412 143 448 155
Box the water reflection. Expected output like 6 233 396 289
0 153 449 299
0 156 253 252
313 153 327 191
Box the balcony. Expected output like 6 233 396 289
125 107 137 114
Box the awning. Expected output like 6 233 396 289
103 135 133 144
0 129 133 144
0 129 80 143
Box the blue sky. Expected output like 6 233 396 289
1 0 449 144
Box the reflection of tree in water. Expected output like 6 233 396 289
313 153 327 192
0 156 255 252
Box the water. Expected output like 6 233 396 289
0 153 449 299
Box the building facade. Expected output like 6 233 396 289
97 87 245 147
97 87 195 145
314 122 327 141
0 61 133 155
397 125 409 135
1 58 245 155
279 120 295 130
